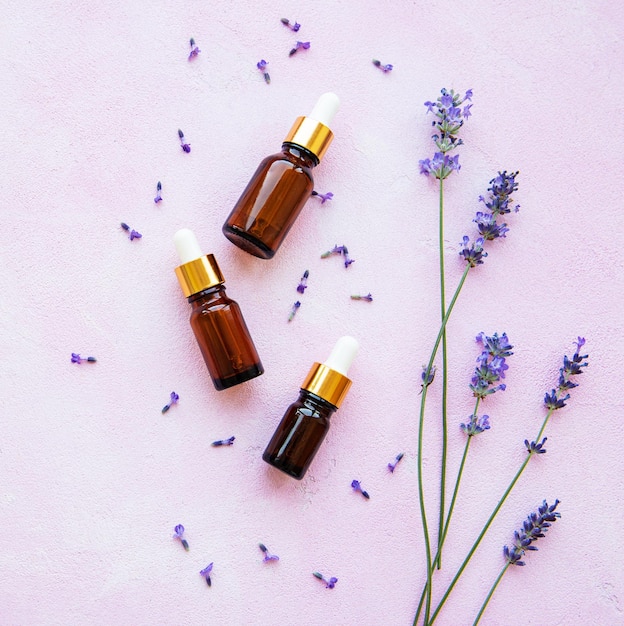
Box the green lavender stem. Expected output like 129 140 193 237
427 409 555 625
472 562 510 625
438 177 448 571
416 265 471 626
415 397 479 622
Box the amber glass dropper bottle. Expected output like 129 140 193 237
222 92 340 259
174 228 264 391
262 336 359 479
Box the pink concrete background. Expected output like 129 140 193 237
1 1 623 624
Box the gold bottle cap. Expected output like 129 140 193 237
175 254 225 297
301 362 352 408
283 116 334 161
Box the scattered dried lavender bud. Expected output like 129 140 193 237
297 270 309 294
71 353 97 364
188 38 201 60
372 59 393 72
320 245 355 268
311 190 333 203
351 479 370 499
178 129 191 153
288 301 301 322
313 572 338 589
200 562 213 586
289 41 310 57
154 181 162 204
120 222 142 240
161 391 179 414
211 436 235 447
259 543 280 562
173 524 189 551
351 293 373 302
280 18 301 32
388 452 404 473
256 59 271 84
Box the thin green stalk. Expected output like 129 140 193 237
415 265 471 626
473 562 510 625
438 177 448 571
427 409 555 625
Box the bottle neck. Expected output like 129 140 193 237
188 284 226 305
281 143 319 168
298 389 338 413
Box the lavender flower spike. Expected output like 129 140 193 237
259 543 280 562
504 499 560 566
313 572 338 589
173 524 189 551
470 332 513 399
544 337 588 410
351 479 370 499
459 235 487 267
161 391 179 414
200 562 213 586
178 129 191 153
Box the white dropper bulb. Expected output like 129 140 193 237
308 92 340 129
174 228 203 265
323 335 359 377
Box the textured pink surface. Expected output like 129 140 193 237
1 1 623 624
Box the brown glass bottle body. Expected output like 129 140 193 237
222 143 318 259
262 390 337 480
188 285 263 390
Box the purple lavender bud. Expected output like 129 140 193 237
154 181 162 204
161 391 180 414
351 479 370 499
120 222 130 231
281 18 301 31
256 60 270 84
296 270 309 294
173 524 189 551
188 38 201 60
259 543 279 562
71 353 97 364
121 223 142 240
388 452 404 473
200 562 213 586
211 436 235 447
288 301 301 322
372 59 393 72
313 572 338 589
178 129 191 153
351 293 373 302
311 190 333 203
289 41 311 56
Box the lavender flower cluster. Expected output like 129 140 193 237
419 88 472 179
504 500 560 566
544 337 588 410
470 332 513 399
460 171 520 267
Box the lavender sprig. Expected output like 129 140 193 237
372 59 393 72
311 190 333 203
154 181 162 204
280 18 301 32
289 41 310 57
71 353 97 364
428 340 588 624
351 479 370 499
388 453 404 473
473 501 560 625
173 524 189 551
470 332 512 399
296 270 309 294
178 129 191 153
188 38 201 60
200 563 213 586
161 391 179 414
313 572 338 589
211 436 235 447
258 543 279 562
256 59 270 84
120 222 142 241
